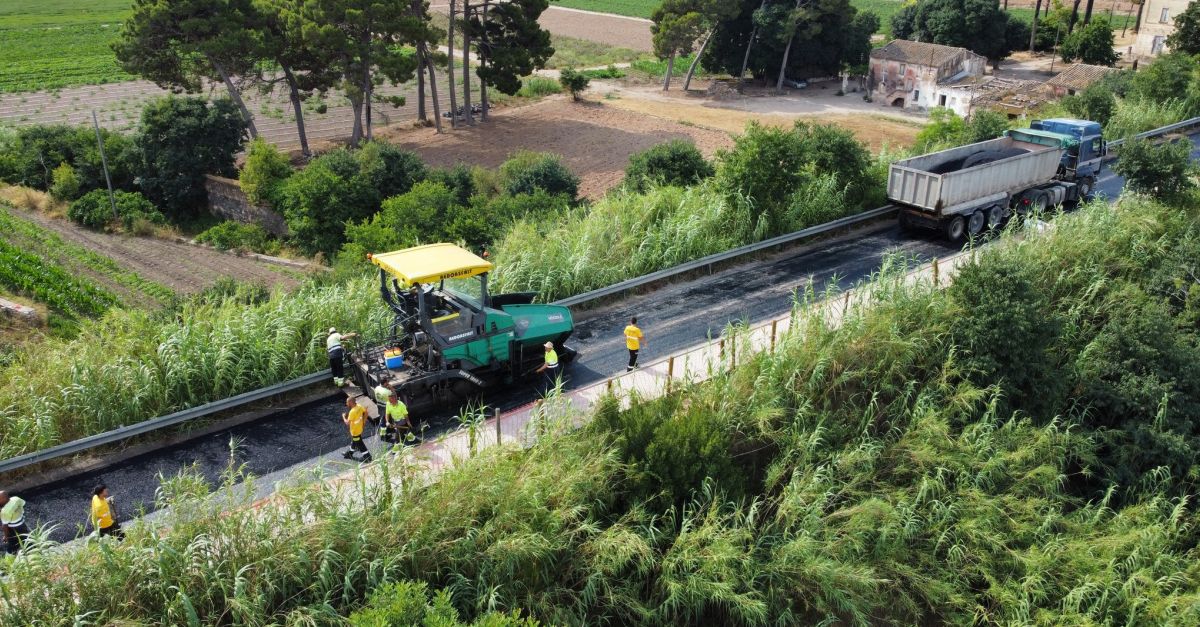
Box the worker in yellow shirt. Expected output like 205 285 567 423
383 391 412 445
624 316 645 371
90 484 123 539
536 341 560 394
341 395 372 463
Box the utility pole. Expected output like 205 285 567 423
91 110 118 223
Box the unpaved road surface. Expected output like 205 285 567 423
382 96 733 198
15 209 304 294
429 4 653 51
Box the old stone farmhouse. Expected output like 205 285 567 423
868 40 988 117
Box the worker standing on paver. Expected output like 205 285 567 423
536 341 560 394
342 395 372 463
383 391 412 445
327 327 358 387
0 491 30 555
624 317 645 371
90 485 123 539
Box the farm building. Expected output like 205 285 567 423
1045 63 1118 97
1133 0 1188 58
867 39 987 117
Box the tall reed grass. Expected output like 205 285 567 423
490 181 761 300
1104 98 1192 140
0 277 390 458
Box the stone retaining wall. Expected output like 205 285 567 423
0 296 39 324
204 175 289 236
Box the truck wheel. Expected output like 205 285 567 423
967 210 986 236
1077 177 1094 201
986 205 1004 229
944 215 967 242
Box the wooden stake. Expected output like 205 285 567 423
494 407 501 445
770 319 778 351
933 258 940 286
667 355 675 393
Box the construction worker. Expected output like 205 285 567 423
91 485 123 539
326 327 358 387
624 316 645 371
536 341 560 394
341 395 372 463
0 491 29 555
383 391 412 445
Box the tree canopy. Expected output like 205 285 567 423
890 0 1026 66
1059 16 1118 66
1167 0 1200 56
702 0 876 81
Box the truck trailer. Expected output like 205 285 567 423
889 118 1105 241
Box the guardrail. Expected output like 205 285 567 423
0 371 331 475
553 204 899 307
1106 116 1200 149
7 117 1200 476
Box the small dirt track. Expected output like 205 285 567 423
15 210 303 294
383 96 733 198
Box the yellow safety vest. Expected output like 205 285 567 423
624 325 643 351
545 348 559 368
91 495 114 529
347 405 367 437
385 400 409 423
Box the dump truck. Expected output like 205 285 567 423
347 243 577 414
890 118 1106 241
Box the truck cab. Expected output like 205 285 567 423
1026 118 1105 195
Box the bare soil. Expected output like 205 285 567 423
379 95 734 198
596 82 925 151
12 208 304 295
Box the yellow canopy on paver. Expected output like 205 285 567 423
369 243 493 286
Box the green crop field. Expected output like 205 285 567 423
0 1 133 93
553 0 659 19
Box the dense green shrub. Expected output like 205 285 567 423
0 124 139 193
1131 52 1196 105
49 162 81 201
500 151 579 199
558 67 590 101
67 189 165 230
1062 82 1117 126
914 107 1010 152
239 138 292 206
277 143 427 256
625 140 714 191
716 121 874 234
196 221 280 255
427 163 477 205
1111 137 1195 198
135 96 247 217
948 258 1065 420
516 76 562 98
1059 16 1118 66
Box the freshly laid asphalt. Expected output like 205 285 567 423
18 133 1200 543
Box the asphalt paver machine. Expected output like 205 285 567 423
349 243 577 412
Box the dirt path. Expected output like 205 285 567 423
14 210 304 294
379 95 733 198
595 82 926 150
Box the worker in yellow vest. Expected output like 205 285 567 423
341 395 372 463
536 341 560 395
624 316 645 371
383 391 412 445
90 485 123 539
1 490 29 555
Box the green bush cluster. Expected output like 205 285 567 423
558 67 590 101
0 123 139 196
276 141 427 256
624 140 714 191
499 151 579 199
239 137 292 206
0 95 247 218
195 221 281 255
67 189 165 231
912 107 1010 153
